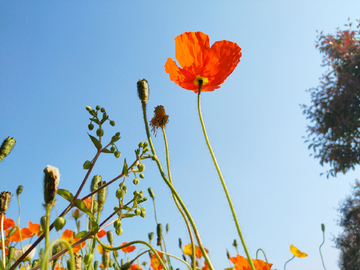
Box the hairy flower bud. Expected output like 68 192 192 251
7 226 17 237
107 231 114 246
102 250 110 268
0 191 11 213
148 187 155 200
321 223 325 232
156 223 162 239
91 175 102 192
97 181 107 205
52 243 62 256
43 165 60 205
8 246 15 262
40 216 47 232
16 186 23 196
83 160 92 170
84 253 93 265
148 232 154 241
137 79 149 104
0 137 16 162
54 216 66 231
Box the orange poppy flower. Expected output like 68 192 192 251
6 227 34 242
202 261 209 270
3 217 15 230
28 221 42 236
130 264 142 270
183 244 209 259
61 229 86 253
97 230 106 238
150 252 166 270
230 254 273 270
121 242 136 253
165 31 242 93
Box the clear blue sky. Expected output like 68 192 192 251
1 1 360 270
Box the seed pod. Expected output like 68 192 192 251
226 249 231 260
96 128 104 137
0 191 11 213
75 254 83 270
0 137 16 162
137 79 149 104
137 163 145 172
116 188 124 199
107 231 114 246
133 178 139 185
52 243 62 256
97 181 107 205
54 216 66 231
83 160 92 170
91 175 102 192
88 123 94 130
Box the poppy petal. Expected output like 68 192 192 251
164 58 198 91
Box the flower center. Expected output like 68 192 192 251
193 75 209 87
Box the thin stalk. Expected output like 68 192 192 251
16 194 23 253
141 102 214 270
284 255 295 270
44 204 52 270
162 127 196 269
319 230 326 270
197 82 255 270
255 248 268 262
1 213 6 269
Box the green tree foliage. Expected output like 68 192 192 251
303 19 360 177
334 180 360 269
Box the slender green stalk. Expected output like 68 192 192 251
158 250 191 270
255 248 268 262
162 127 196 269
284 255 295 270
197 82 255 270
41 239 75 270
141 102 214 270
1 214 6 269
45 204 52 270
319 230 326 270
16 193 23 253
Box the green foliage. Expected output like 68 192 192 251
303 19 360 177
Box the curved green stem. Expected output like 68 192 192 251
158 250 191 270
284 255 295 270
141 102 214 270
319 230 326 270
162 127 196 270
255 248 268 262
95 236 168 270
41 239 75 270
197 82 255 270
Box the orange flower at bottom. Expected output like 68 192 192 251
202 261 209 270
150 252 166 270
230 254 273 270
164 31 242 93
130 264 142 270
6 227 34 242
61 229 85 253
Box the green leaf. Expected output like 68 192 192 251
101 148 113 153
57 189 74 202
74 231 89 239
88 133 102 149
74 199 94 220
122 159 128 176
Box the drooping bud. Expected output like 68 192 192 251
133 178 139 185
148 188 155 200
107 231 114 246
0 137 16 162
91 175 102 192
54 216 66 231
16 186 23 196
43 165 60 205
321 223 325 232
137 79 149 104
32 259 40 268
0 191 11 213
97 181 107 205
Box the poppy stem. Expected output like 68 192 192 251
1 213 6 269
161 127 196 270
255 248 268 262
197 82 256 270
284 255 295 270
319 227 326 270
141 101 215 270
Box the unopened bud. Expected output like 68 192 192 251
110 120 115 126
43 165 60 205
0 191 11 213
102 250 110 268
96 105 101 110
134 208 141 216
321 223 325 232
137 79 149 104
107 231 114 246
32 259 40 268
83 160 92 170
226 249 230 260
88 123 94 130
96 128 104 137
133 178 139 185
97 181 107 205
52 243 62 256
114 151 121 159
16 186 23 196
86 106 92 111
140 208 146 218
137 163 145 172
148 232 154 241
0 137 16 162
156 223 162 239
148 188 155 200
91 175 102 192
139 173 144 179
166 224 169 233
233 239 238 249
8 246 15 261
7 226 17 237
84 253 93 265
178 238 182 249
54 216 66 231
94 261 99 270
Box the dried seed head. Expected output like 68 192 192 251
43 165 60 205
75 254 83 270
137 79 149 104
149 105 169 136
0 191 11 213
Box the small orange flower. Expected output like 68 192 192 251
3 217 15 230
183 244 209 259
97 230 106 238
150 252 166 270
61 229 85 253
121 242 136 253
28 221 42 236
130 264 142 270
6 227 34 242
165 31 242 93
230 254 273 270
202 261 209 270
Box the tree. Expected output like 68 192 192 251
334 180 360 269
302 19 360 177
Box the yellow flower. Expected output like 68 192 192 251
290 244 308 258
